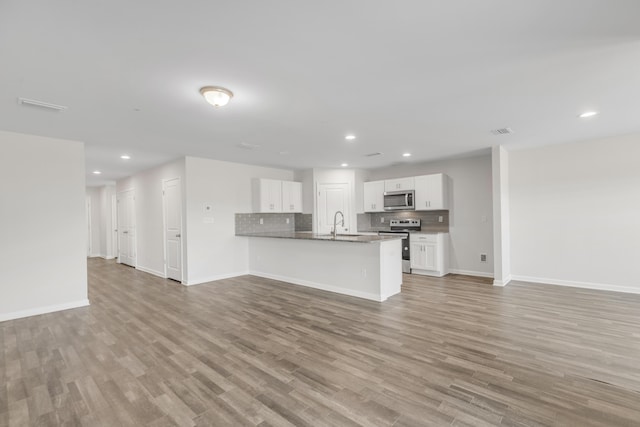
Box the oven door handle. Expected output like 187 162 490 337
405 193 409 207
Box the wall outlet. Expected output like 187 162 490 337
480 253 487 263
286 218 290 224
380 217 384 223
260 218 264 225
438 216 443 223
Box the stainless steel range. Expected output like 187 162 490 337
378 219 421 273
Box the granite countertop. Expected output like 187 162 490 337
357 228 449 234
236 231 403 243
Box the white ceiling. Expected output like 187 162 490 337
1 1 640 186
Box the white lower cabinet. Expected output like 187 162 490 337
410 233 448 277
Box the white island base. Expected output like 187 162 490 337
247 237 402 302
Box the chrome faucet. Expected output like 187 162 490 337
332 211 345 238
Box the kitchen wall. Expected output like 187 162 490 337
358 210 449 233
509 133 640 293
185 157 293 285
235 213 313 234
116 158 187 278
0 131 88 321
368 153 493 277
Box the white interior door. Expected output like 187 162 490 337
117 189 136 267
317 183 350 234
163 178 183 282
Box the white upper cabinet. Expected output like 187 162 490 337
363 180 385 212
282 181 302 213
414 173 448 210
253 179 302 213
253 178 283 212
384 177 415 192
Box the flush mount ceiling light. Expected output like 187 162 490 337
345 135 356 141
200 86 233 107
578 111 599 118
341 163 349 167
402 153 412 157
92 170 102 175
120 155 131 160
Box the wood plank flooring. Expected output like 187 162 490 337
2 259 640 426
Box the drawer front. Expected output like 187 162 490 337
412 233 437 243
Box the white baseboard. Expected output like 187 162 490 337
102 255 116 260
493 275 512 287
0 299 90 323
249 270 387 302
136 265 166 279
511 275 640 295
448 269 494 278
186 271 250 286
88 253 102 258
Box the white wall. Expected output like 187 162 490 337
185 156 293 285
86 187 102 256
0 131 88 321
294 169 314 214
509 133 640 292
368 154 494 277
492 146 511 286
86 185 116 258
117 159 186 278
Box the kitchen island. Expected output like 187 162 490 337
237 232 403 302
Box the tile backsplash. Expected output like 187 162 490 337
358 210 449 232
294 213 312 231
235 213 313 234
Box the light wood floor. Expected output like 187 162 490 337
2 259 640 426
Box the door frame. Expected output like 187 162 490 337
117 188 137 267
162 177 184 283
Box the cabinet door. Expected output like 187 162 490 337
415 174 447 210
423 242 438 271
363 180 385 212
254 179 282 212
410 242 426 269
269 179 283 211
384 177 415 192
282 181 302 212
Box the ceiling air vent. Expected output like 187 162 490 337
365 152 383 157
237 142 260 150
491 127 514 135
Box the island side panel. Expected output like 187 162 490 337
379 239 403 300
248 238 389 301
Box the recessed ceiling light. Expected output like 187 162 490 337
402 153 412 157
200 86 233 107
345 135 356 141
578 111 599 118
120 155 131 160
92 170 101 175
341 163 349 167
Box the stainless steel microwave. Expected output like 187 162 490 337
383 190 415 211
